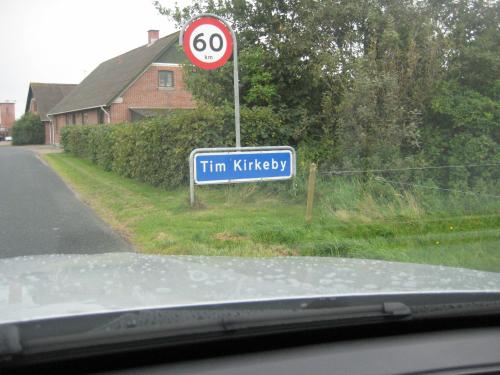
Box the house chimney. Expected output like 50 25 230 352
148 30 159 45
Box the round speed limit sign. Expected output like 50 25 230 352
183 17 233 70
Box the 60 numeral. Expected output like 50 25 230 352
193 33 224 52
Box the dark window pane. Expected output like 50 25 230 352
159 71 174 87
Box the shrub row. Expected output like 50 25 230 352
61 105 289 189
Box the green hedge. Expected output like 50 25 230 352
61 105 288 188
11 113 45 145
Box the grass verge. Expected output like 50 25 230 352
44 153 500 272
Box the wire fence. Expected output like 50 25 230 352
319 162 500 176
312 162 500 199
373 176 500 199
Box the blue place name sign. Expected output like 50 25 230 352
193 148 295 185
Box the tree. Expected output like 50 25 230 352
155 0 499 185
422 0 500 188
11 113 45 145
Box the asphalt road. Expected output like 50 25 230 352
0 146 131 258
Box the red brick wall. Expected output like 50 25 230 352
110 65 196 123
51 65 195 141
53 109 99 144
54 114 65 144
82 109 99 125
0 103 15 133
43 121 50 144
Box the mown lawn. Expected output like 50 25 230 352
44 153 500 272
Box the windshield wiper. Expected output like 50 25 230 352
3 293 500 366
214 301 412 332
0 300 411 364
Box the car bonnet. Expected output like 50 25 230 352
1 252 499 324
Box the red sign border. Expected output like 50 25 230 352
183 17 233 70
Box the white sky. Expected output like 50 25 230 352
0 0 190 118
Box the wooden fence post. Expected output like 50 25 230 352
305 163 317 224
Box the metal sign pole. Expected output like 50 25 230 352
179 13 241 148
232 31 241 148
189 149 196 207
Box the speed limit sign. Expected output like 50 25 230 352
183 17 233 70
180 14 242 149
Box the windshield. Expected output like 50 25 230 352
0 0 499 328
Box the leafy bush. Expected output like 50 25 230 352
11 113 45 145
61 105 288 189
159 0 500 195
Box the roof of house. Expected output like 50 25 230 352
25 83 77 121
48 32 180 115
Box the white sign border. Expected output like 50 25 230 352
193 149 294 185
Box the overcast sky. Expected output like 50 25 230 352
0 0 190 118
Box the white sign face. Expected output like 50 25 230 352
188 24 228 65
183 17 233 70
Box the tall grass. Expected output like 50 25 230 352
315 174 500 221
46 153 500 272
219 172 499 222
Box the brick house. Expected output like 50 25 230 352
47 30 196 144
0 101 15 138
25 83 77 144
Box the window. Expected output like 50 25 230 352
77 112 83 125
158 70 174 88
